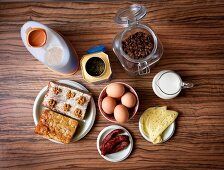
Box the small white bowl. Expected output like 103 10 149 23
97 125 133 162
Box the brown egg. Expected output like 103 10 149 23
102 96 116 114
121 92 136 108
106 83 125 98
114 104 129 123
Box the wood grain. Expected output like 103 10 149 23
0 1 224 169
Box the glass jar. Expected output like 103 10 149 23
113 4 163 75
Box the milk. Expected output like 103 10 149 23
157 72 181 95
152 70 193 99
21 21 79 75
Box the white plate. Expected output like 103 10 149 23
139 116 175 144
33 80 96 143
97 125 133 162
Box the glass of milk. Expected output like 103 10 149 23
152 70 194 99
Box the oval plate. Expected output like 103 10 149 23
97 125 133 162
33 80 96 143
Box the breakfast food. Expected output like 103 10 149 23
100 129 124 151
106 83 125 98
111 140 130 154
114 104 129 123
140 106 178 144
100 129 130 155
102 96 116 114
35 109 79 144
121 92 136 108
42 81 92 120
99 82 138 123
101 135 129 155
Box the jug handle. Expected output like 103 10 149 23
138 61 150 75
182 82 194 89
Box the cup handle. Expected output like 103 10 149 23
182 82 194 89
138 61 150 75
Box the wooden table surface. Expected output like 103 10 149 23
0 1 224 169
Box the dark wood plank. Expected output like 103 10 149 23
0 1 224 169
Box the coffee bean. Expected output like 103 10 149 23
122 31 154 59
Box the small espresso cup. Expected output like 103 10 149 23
152 70 193 99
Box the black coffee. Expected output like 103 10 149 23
122 32 153 59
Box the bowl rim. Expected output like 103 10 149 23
98 82 139 123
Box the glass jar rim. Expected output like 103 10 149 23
119 23 158 63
